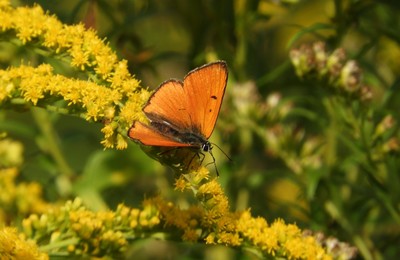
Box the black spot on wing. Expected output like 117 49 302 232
211 95 217 100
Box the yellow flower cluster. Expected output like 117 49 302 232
237 212 330 259
149 196 204 242
0 133 24 167
0 1 132 84
0 227 48 260
17 181 334 259
0 167 51 225
1 65 116 114
0 0 151 149
22 198 162 257
172 167 332 259
0 135 51 226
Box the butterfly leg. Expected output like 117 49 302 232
158 147 178 156
186 151 200 171
204 150 219 176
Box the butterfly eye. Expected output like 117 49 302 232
202 142 212 152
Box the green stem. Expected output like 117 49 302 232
40 238 80 252
31 107 73 196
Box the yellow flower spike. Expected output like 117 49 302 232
190 166 210 185
149 215 161 226
205 232 216 244
0 82 13 102
104 106 116 120
70 45 90 70
174 175 189 191
27 214 39 227
0 61 140 148
182 228 199 242
197 179 229 214
101 123 116 139
20 76 45 105
130 219 138 229
108 60 131 88
235 213 332 258
21 218 33 237
38 214 51 231
97 211 115 228
189 218 198 228
86 33 107 57
50 231 61 243
116 204 128 216
63 23 85 46
0 1 146 145
67 244 75 253
139 217 149 227
130 208 140 219
115 204 130 226
42 16 64 49
95 53 117 80
237 210 278 253
121 78 142 97
0 10 12 31
217 231 242 246
100 230 127 250
116 134 128 150
14 5 48 44
119 95 149 126
0 0 10 9
197 178 222 196
0 227 49 260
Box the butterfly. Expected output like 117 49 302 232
128 61 228 175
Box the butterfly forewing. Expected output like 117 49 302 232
143 80 192 131
183 61 228 138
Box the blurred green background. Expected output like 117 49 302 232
1 0 400 259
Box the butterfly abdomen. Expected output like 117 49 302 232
150 121 207 149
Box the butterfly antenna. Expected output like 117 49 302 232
211 142 232 161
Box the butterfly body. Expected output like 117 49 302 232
128 61 228 172
148 120 209 150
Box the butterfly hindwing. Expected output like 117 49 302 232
128 121 192 147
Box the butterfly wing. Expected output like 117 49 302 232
183 61 228 138
142 79 192 130
129 61 228 147
128 121 192 147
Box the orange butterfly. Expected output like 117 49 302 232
128 61 228 174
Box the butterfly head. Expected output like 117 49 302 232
201 141 212 152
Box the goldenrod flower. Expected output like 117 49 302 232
0 2 144 149
0 63 144 148
23 198 131 256
0 227 48 260
171 167 334 259
182 228 200 242
0 165 51 225
0 136 24 167
174 175 189 191
0 0 11 9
